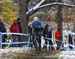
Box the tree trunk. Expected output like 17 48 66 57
18 0 30 41
57 0 63 40
18 0 30 33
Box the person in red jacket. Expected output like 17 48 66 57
10 19 19 47
10 20 19 33
54 28 61 50
55 28 60 41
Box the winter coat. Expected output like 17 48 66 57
28 26 32 34
43 24 49 37
10 20 19 33
17 18 22 33
54 31 60 40
0 22 6 32
0 21 7 38
48 30 52 38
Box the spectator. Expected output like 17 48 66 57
10 19 19 47
17 18 22 47
31 16 43 54
0 18 7 48
67 28 73 50
28 16 33 48
48 28 55 50
43 24 49 49
28 22 33 47
17 18 22 33
68 34 73 49
54 27 61 50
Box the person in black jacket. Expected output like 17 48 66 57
17 18 22 33
43 24 49 49
28 22 33 47
48 28 54 50
0 18 7 48
16 18 22 47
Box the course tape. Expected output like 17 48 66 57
0 39 75 50
1 32 30 36
0 32 75 49
44 37 64 43
0 42 32 45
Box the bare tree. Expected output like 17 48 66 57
18 0 30 34
57 0 63 40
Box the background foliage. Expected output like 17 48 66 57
0 0 19 25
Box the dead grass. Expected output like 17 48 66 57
2 49 60 59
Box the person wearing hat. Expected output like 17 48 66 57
31 16 43 54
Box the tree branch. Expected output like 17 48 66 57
26 2 75 15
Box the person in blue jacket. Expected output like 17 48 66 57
31 16 43 54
